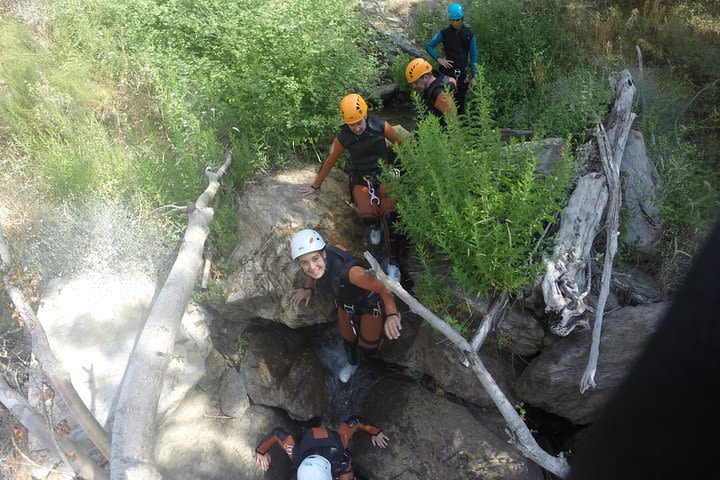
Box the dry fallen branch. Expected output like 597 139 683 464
580 71 637 393
0 375 109 479
470 291 508 352
364 252 571 479
0 227 112 462
110 151 232 480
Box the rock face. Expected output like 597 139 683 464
357 377 544 480
514 302 667 424
36 272 213 438
620 129 660 254
495 303 545 356
240 327 331 420
220 166 368 328
406 325 517 407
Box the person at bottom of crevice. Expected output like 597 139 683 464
255 416 389 480
290 229 402 382
300 93 404 282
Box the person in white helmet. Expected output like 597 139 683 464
255 415 389 480
289 228 402 381
300 93 405 282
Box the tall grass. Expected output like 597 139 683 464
1 0 384 271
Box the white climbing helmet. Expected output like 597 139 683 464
290 229 326 260
297 454 332 480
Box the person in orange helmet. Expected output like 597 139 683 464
405 57 458 120
300 93 405 282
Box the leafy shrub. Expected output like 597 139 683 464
48 0 383 161
385 69 575 296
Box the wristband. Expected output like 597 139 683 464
302 287 313 292
385 313 399 320
311 185 320 190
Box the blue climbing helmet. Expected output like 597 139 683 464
448 3 464 20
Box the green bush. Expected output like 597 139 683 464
385 69 575 296
48 0 383 160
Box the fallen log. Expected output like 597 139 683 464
110 151 232 480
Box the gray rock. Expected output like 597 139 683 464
156 396 294 480
620 129 660 254
220 166 368 328
240 328 330 420
406 325 517 407
219 367 250 418
515 302 667 424
358 377 544 480
495 303 545 356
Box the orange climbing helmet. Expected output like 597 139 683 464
405 58 432 84
340 93 368 124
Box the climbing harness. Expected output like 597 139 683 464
364 176 380 206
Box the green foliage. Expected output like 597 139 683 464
48 0 383 160
408 366 425 384
236 332 252 350
386 69 575 296
390 52 413 92
410 0 614 141
652 130 720 289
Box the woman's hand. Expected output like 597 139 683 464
384 314 402 340
256 451 271 471
291 288 312 307
438 57 454 69
300 185 320 196
372 431 389 448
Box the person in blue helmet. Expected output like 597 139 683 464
425 3 478 114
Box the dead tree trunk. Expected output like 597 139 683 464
540 172 608 335
541 70 637 338
364 253 571 479
0 375 109 480
110 152 232 480
580 71 636 392
0 227 112 461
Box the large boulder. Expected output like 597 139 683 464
515 302 667 424
620 129 660 254
357 377 544 480
240 327 331 420
494 303 545 356
406 325 517 407
220 166 367 328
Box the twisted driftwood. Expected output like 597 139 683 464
541 70 637 338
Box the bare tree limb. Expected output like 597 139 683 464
110 151 232 480
200 252 213 291
580 71 637 393
0 375 109 480
470 292 508 351
0 226 112 461
364 252 571 479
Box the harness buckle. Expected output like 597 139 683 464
453 68 462 78
364 176 380 206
